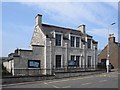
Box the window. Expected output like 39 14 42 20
68 55 76 66
56 55 61 68
71 36 75 47
76 37 80 47
71 55 75 61
55 34 62 46
76 56 80 67
88 56 91 67
81 59 83 68
87 39 91 49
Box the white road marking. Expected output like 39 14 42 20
44 82 48 85
48 76 94 84
3 73 113 87
81 83 91 86
48 79 70 83
84 76 93 79
48 77 87 84
3 73 105 87
2 77 80 87
44 81 71 88
2 80 44 87
52 85 59 88
99 80 107 83
115 78 118 80
108 75 118 78
62 86 71 88
99 74 107 77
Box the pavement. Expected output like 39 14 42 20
2 69 119 88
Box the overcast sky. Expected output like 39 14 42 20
2 0 118 57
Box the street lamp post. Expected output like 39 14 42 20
49 41 52 75
106 22 115 73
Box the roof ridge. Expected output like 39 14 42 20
42 23 93 38
42 23 80 32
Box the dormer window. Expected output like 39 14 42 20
87 39 91 49
71 36 75 47
76 37 80 47
70 35 81 48
55 33 62 46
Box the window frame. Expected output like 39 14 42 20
76 56 80 67
76 37 80 47
87 39 92 49
87 56 91 67
55 32 63 46
70 34 81 48
71 55 75 61
70 36 75 47
56 55 62 68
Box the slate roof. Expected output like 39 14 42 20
42 23 83 39
41 23 93 40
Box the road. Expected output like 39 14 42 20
2 71 119 88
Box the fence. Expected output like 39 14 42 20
52 65 104 73
2 65 105 77
2 66 106 84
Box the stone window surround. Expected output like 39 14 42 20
87 38 92 49
70 55 82 67
54 32 63 47
55 55 63 68
69 34 81 48
86 55 93 67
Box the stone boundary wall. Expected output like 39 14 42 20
2 75 55 84
54 70 105 79
2 70 106 84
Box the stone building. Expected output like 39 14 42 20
3 14 98 76
98 34 120 69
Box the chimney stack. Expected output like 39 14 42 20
109 33 115 43
77 24 86 33
35 14 42 27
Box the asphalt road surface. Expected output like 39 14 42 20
2 71 119 88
